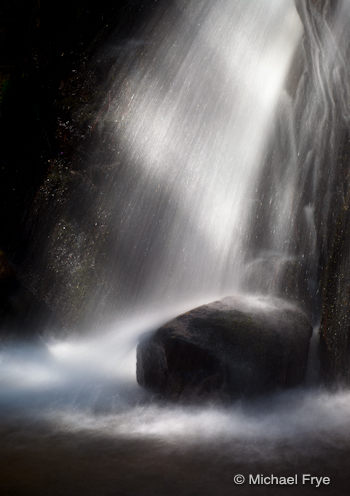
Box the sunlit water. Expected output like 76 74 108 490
99 0 302 312
24 0 302 323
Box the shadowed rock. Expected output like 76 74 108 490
0 251 58 338
137 296 312 400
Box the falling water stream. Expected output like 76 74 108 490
1 1 350 494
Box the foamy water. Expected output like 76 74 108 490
0 298 349 455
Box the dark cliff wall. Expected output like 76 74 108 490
0 0 164 332
286 0 350 384
291 0 350 384
319 134 350 384
5 0 178 330
0 0 160 255
306 0 350 385
245 0 350 384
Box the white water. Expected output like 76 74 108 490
99 0 302 314
1 334 350 465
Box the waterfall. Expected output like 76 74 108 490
1 0 307 403
91 0 302 317
21 0 302 328
245 0 350 315
4 0 348 395
2 5 350 493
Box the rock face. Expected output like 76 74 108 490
0 251 57 338
137 296 312 400
320 182 350 384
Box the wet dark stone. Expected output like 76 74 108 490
0 250 58 338
137 296 313 400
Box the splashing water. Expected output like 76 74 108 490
98 0 302 314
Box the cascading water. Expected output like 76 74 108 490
246 0 350 304
101 0 302 309
22 0 302 327
1 1 350 494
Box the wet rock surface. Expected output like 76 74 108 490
137 296 312 400
0 251 57 338
320 175 350 384
0 1 162 331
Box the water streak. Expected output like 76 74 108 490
100 0 302 314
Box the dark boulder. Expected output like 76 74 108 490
137 295 312 400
